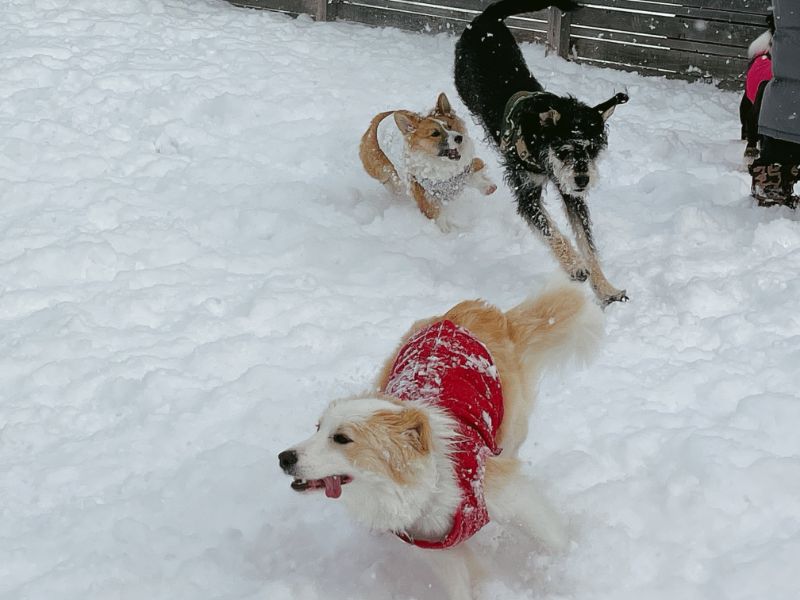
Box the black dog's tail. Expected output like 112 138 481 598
473 0 576 25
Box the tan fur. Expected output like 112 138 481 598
377 282 594 454
410 180 441 219
358 93 493 223
344 408 432 485
359 110 403 194
484 454 521 493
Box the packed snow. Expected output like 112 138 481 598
1 1 799 599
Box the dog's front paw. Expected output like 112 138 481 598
601 289 629 307
569 266 590 282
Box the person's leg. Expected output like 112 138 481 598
750 136 800 207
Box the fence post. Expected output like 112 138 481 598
546 6 572 59
316 0 338 21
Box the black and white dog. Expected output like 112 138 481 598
455 0 629 306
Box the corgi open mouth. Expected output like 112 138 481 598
291 475 353 498
439 149 461 160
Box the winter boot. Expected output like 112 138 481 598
750 162 799 208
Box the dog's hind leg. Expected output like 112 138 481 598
485 457 568 552
513 175 588 281
561 194 628 307
423 543 480 600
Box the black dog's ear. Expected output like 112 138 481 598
594 92 629 122
435 92 452 116
539 109 561 127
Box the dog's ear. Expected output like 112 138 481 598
599 105 617 122
594 92 629 122
539 109 561 127
369 408 431 456
397 408 431 455
394 110 421 134
435 92 453 116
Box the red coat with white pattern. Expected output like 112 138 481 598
383 319 504 550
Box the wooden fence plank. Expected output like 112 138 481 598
336 1 548 42
339 0 550 34
572 37 745 81
224 0 762 87
578 0 769 25
572 6 764 51
228 0 318 15
547 6 571 58
678 0 771 13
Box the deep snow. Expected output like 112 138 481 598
1 1 799 599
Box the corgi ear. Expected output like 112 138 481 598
436 92 452 116
539 109 561 127
394 110 421 134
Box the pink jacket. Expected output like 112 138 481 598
746 53 773 104
384 320 504 549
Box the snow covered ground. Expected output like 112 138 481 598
1 1 799 599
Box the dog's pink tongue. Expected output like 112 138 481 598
324 476 342 499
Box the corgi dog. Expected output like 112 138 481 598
359 93 496 224
279 282 603 599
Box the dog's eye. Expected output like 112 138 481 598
430 130 441 137
332 433 352 445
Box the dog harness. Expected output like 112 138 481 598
499 90 551 173
416 165 473 203
383 319 504 550
746 52 773 104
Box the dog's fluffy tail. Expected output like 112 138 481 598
474 0 576 24
359 110 403 194
506 280 603 379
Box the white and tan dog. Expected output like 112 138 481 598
279 282 602 599
359 93 496 224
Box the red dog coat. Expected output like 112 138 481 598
383 319 504 550
746 52 773 104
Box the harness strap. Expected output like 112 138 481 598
499 91 549 172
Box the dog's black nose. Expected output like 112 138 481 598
279 449 298 472
575 174 590 189
454 135 463 144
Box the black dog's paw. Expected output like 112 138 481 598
601 289 629 307
614 92 630 105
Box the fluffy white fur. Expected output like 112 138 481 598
403 131 494 198
280 282 604 599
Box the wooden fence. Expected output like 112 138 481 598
227 0 772 87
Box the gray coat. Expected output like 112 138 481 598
759 0 800 144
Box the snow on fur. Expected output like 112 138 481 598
1 1 799 599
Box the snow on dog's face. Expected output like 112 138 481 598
278 396 431 500
394 93 470 162
534 101 609 197
511 93 624 197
